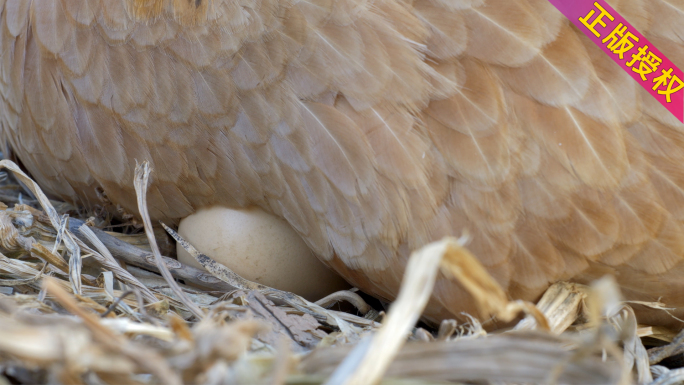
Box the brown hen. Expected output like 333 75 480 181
2 0 684 327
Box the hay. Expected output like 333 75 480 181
0 158 680 384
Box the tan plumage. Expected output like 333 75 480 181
2 0 684 327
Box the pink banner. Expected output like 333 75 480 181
548 0 684 122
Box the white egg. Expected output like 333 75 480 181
177 206 350 301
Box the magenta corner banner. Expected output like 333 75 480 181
548 0 684 122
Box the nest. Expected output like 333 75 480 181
0 159 681 385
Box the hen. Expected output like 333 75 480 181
2 0 684 326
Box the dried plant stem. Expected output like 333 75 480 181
327 236 549 385
326 238 463 385
649 329 684 365
68 218 235 292
76 224 158 303
44 277 182 385
315 290 371 315
0 161 61 229
0 160 156 303
651 368 684 385
133 161 204 319
514 282 588 334
0 261 46 286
